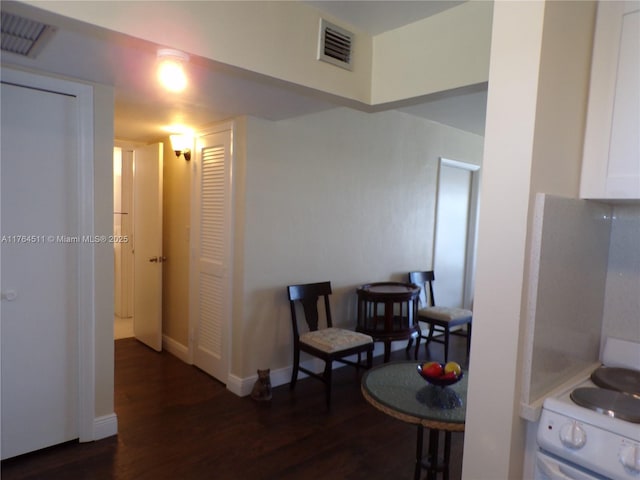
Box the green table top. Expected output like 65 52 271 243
361 361 467 431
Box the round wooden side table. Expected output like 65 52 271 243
356 282 420 362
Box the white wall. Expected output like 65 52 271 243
463 1 596 479
462 4 545 477
26 0 491 107
161 138 191 347
234 107 484 377
529 1 595 202
27 0 371 104
602 205 640 344
93 83 116 419
372 1 493 104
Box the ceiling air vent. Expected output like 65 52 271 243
1 12 56 58
317 18 353 71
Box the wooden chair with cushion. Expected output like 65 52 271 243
406 271 472 363
288 281 374 407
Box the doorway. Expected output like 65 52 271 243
433 158 480 310
112 125 234 386
114 146 134 339
113 143 164 351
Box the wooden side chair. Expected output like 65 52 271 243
406 271 472 363
287 281 374 407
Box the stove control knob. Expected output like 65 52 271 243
620 444 640 474
559 421 586 449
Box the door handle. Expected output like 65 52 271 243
1 290 18 301
149 256 158 263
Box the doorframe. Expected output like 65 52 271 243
435 157 481 310
0 68 95 443
188 120 235 385
113 140 145 327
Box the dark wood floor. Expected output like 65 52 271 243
2 335 469 480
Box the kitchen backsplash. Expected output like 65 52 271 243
520 195 611 420
520 197 640 421
601 204 640 346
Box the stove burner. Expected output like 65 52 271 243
570 387 640 423
591 366 640 395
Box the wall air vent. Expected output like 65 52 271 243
1 12 56 58
317 18 353 71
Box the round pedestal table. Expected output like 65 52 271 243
361 361 467 480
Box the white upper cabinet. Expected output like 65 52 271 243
580 1 640 200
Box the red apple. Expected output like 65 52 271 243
424 362 444 377
441 372 458 381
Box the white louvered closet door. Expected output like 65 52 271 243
191 128 232 383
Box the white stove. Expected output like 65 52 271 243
536 337 640 480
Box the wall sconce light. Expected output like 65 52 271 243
170 134 192 161
157 48 189 92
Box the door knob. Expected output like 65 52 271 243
1 290 18 301
149 256 158 263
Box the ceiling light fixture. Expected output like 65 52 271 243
157 48 189 92
170 134 192 161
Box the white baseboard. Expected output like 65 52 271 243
226 341 409 397
225 374 246 396
93 413 118 440
226 364 297 397
162 335 190 363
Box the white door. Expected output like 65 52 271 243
433 158 480 309
1 82 79 459
133 143 163 351
190 128 232 382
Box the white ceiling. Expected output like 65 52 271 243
305 0 465 35
1 1 486 143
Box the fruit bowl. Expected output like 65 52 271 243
416 362 464 387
